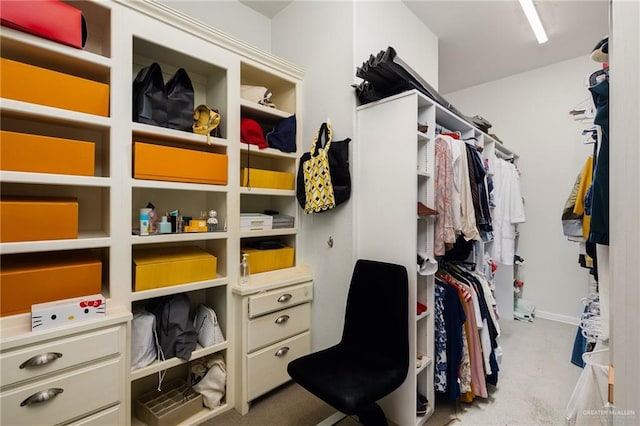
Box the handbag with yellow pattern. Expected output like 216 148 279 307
303 122 336 213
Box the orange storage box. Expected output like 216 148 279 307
0 130 95 176
0 197 78 243
0 58 109 116
0 250 102 317
241 168 294 190
241 246 295 273
134 142 228 185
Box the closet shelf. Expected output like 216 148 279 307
130 277 228 302
240 99 291 119
131 122 227 148
130 178 228 192
0 171 111 187
130 231 228 245
0 233 110 255
240 187 296 197
129 341 228 381
417 131 430 142
0 26 112 69
416 357 432 375
417 310 430 321
239 145 297 159
434 104 473 134
0 99 111 128
240 228 297 239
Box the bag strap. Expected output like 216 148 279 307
310 122 333 156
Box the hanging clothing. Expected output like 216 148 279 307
491 159 526 265
588 77 609 245
562 170 586 239
465 144 493 239
438 135 479 241
435 278 467 402
434 284 448 393
573 156 594 240
434 137 456 255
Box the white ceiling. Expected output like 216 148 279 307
240 0 609 93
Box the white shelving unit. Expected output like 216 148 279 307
1 1 307 424
356 89 518 424
356 90 437 426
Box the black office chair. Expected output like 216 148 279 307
287 259 409 426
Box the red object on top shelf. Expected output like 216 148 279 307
0 0 87 49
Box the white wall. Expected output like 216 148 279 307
270 1 357 350
445 55 601 322
159 0 272 52
271 1 439 350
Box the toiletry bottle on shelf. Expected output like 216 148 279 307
240 253 250 286
139 208 151 236
159 216 172 234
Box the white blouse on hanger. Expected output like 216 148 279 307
491 159 526 265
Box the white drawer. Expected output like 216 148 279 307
1 326 122 388
67 404 122 426
0 358 122 426
248 303 311 352
247 331 310 401
249 282 313 318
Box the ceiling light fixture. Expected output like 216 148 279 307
519 0 548 44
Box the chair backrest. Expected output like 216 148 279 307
341 259 409 368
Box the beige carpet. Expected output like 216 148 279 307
206 318 582 426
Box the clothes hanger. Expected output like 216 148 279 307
569 97 595 121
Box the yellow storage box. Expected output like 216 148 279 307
0 130 95 176
133 246 217 291
0 197 78 243
0 58 110 116
0 250 102 317
134 142 228 185
242 247 294 274
241 168 294 190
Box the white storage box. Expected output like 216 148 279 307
241 213 273 231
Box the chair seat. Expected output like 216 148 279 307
287 345 407 415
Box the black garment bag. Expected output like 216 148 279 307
354 46 492 133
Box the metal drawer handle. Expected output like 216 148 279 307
274 347 290 357
277 294 292 303
19 352 63 369
20 388 64 407
274 315 290 325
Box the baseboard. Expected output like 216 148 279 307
536 310 580 325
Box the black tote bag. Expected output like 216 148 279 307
132 62 167 127
166 68 194 131
297 123 351 211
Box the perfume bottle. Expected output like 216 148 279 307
240 253 250 286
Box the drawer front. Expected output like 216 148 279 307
249 282 313 318
1 326 122 388
247 331 311 401
1 358 122 426
67 404 122 426
248 303 311 352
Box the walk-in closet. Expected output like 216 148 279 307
0 1 637 425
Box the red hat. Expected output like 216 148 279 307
241 118 267 149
